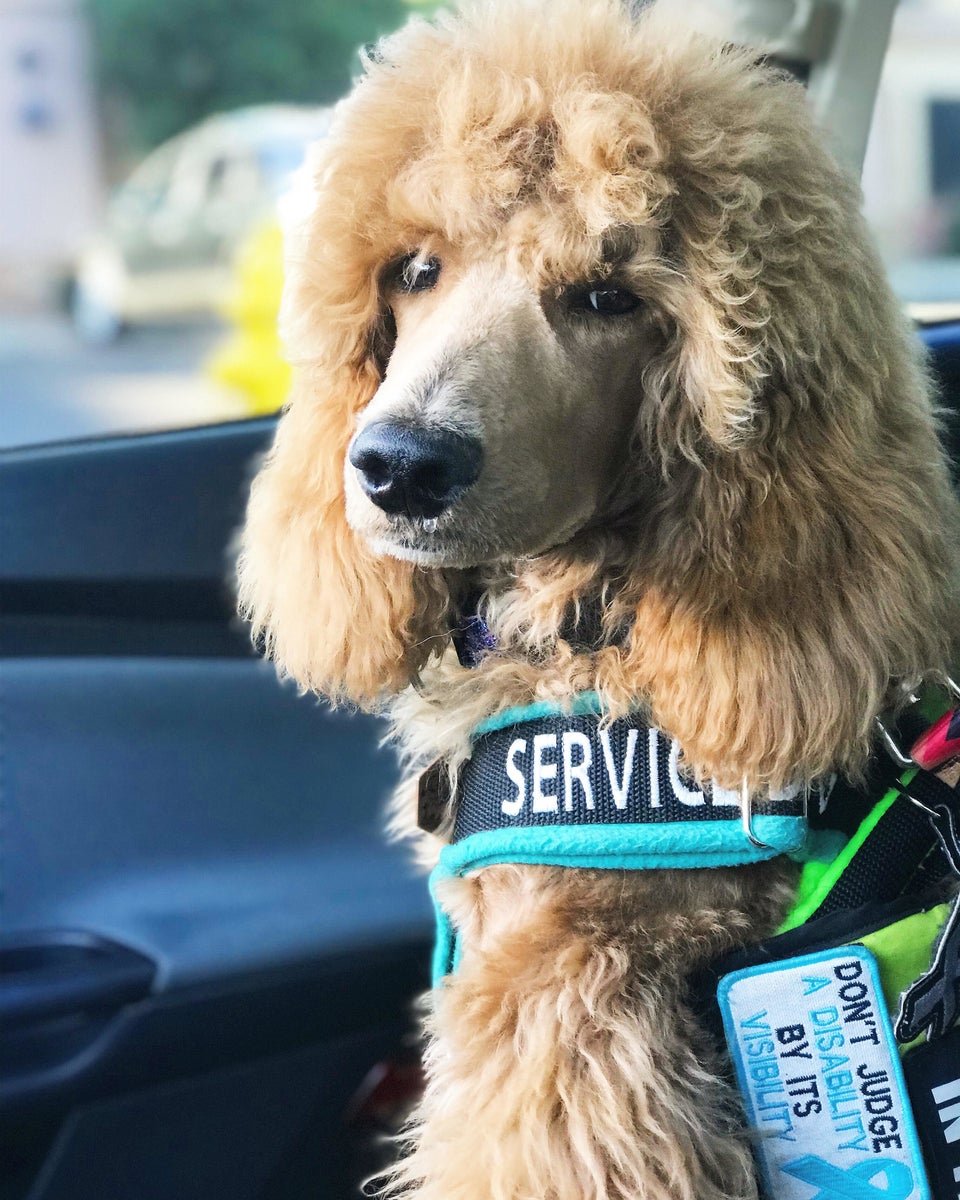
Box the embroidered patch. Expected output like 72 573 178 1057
718 947 931 1200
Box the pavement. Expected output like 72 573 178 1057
1 312 251 451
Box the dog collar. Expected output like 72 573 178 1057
427 693 844 985
451 595 629 667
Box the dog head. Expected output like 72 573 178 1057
239 0 959 786
342 240 656 570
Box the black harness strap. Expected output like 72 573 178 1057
808 770 959 920
452 712 807 843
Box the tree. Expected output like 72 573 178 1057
90 0 408 154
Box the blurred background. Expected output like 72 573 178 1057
0 0 429 448
1 0 959 450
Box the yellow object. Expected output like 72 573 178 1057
207 221 291 416
858 902 952 1046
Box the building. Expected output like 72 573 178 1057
0 0 102 303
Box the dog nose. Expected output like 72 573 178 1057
349 421 483 519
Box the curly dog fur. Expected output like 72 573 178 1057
239 2 960 1196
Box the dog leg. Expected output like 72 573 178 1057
382 862 794 1200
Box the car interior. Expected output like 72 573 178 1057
0 319 957 1200
0 417 433 1200
2 0 958 1194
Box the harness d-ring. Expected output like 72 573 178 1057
740 778 774 850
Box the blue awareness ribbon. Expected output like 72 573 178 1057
782 1155 914 1200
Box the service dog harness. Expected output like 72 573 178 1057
422 692 843 984
420 618 960 1199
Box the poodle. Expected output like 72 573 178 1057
238 2 960 1196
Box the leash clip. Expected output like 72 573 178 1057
875 672 960 769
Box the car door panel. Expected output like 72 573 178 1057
1 419 430 1200
1 658 426 986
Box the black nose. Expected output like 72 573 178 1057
349 421 483 519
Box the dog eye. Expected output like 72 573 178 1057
582 287 640 316
398 254 441 293
561 284 641 317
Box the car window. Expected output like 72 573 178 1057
3 0 957 451
205 155 230 198
861 0 960 321
1 0 411 450
109 144 181 224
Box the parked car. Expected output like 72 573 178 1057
70 105 331 343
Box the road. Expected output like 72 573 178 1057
1 313 251 450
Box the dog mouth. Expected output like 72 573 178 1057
366 505 596 568
368 513 475 566
369 538 457 566
395 512 446 539
345 424 606 567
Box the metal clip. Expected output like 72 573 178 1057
740 778 773 850
876 672 960 769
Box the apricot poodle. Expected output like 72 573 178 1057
238 2 960 1196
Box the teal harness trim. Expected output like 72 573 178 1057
430 823 844 985
428 696 847 986
472 690 605 735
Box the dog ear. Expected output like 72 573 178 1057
640 285 758 461
237 128 451 704
238 147 449 703
237 358 450 704
609 392 960 792
609 75 960 788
